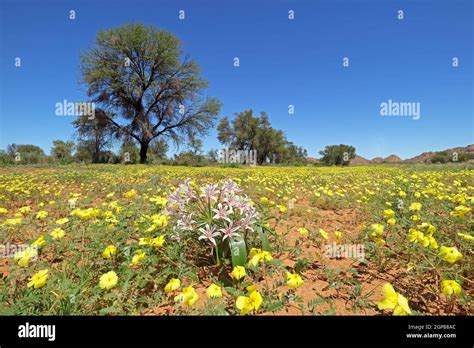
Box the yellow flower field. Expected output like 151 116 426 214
0 164 472 315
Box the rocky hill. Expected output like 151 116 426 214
384 154 402 163
349 155 371 165
313 144 474 165
405 144 474 163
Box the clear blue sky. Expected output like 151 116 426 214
0 0 472 159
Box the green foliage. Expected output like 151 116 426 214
80 23 221 163
51 140 75 164
0 150 14 166
148 139 169 164
228 238 247 267
171 152 208 167
319 144 356 166
119 141 140 164
430 151 450 164
72 108 115 163
217 109 307 165
429 151 474 164
6 144 46 165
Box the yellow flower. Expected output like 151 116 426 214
418 222 436 235
286 271 304 288
236 289 263 315
138 237 151 246
457 232 474 241
420 235 430 247
406 262 416 272
383 209 395 219
370 224 384 237
319 229 329 240
150 196 168 207
164 278 181 293
334 230 343 243
31 235 46 248
409 202 422 211
55 217 69 225
373 237 386 246
246 285 257 293
428 236 438 249
0 207 7 214
206 283 223 299
369 224 385 244
248 248 272 267
50 228 65 240
99 271 118 290
14 247 38 267
450 205 471 218
230 265 247 280
150 235 165 247
35 210 49 220
174 286 199 307
130 250 145 265
71 208 102 220
19 206 31 214
27 269 49 289
277 205 287 213
102 245 117 259
259 197 269 203
377 283 411 316
410 214 420 221
123 189 137 198
408 229 419 243
150 214 169 227
297 227 309 236
438 246 463 264
387 218 396 225
5 218 22 225
441 280 462 297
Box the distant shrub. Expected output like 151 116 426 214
0 151 14 166
429 151 473 164
6 144 47 165
172 152 208 167
429 152 450 164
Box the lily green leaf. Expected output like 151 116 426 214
229 237 247 267
257 225 271 252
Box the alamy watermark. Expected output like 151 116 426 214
55 99 96 120
380 99 420 120
218 148 257 166
1 243 38 260
18 322 55 341
324 242 365 262
217 148 282 166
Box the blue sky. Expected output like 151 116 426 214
0 0 472 159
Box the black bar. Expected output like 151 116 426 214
0 316 472 346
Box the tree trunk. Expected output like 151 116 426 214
139 142 149 164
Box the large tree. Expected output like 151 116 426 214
217 110 306 165
148 139 169 163
319 144 356 166
72 108 115 163
80 23 221 163
51 140 75 163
